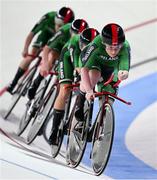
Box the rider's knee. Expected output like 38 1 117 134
25 56 34 63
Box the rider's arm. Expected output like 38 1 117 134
81 67 93 92
42 45 51 64
47 23 71 51
31 14 48 34
47 30 65 52
119 41 131 71
118 42 131 80
22 14 49 57
69 35 80 67
80 45 100 93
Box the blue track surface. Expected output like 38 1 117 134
82 72 157 179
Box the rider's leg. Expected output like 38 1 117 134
48 83 71 145
48 50 73 144
27 72 44 100
28 49 59 100
74 90 86 121
7 47 40 93
75 69 101 121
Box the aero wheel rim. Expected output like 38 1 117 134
69 132 81 166
51 128 64 158
69 128 86 167
4 76 31 119
92 104 114 175
17 110 31 136
68 101 89 168
42 87 58 142
26 112 45 144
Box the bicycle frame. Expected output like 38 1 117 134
94 75 131 139
66 73 132 172
0 54 42 97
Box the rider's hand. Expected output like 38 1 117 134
118 70 129 80
40 61 49 77
85 90 95 101
22 49 28 58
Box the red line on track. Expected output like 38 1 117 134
124 18 157 32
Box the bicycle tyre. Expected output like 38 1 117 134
4 67 37 119
67 99 89 168
91 103 115 176
65 97 77 165
17 102 32 136
50 123 64 158
17 79 47 136
26 86 58 144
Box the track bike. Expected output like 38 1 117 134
66 74 131 175
25 67 60 144
49 83 80 158
17 69 58 136
4 55 42 120
36 80 79 158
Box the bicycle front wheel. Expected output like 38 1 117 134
91 103 114 176
66 99 89 168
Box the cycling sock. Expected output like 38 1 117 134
52 109 65 131
32 73 44 89
11 67 25 86
27 73 44 100
75 90 86 121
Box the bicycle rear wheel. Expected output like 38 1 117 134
26 86 58 144
17 79 47 136
4 67 36 119
66 99 89 168
50 122 64 158
91 103 114 176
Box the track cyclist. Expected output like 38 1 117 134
48 28 100 145
74 23 131 132
27 19 89 100
7 7 75 93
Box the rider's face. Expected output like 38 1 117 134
105 44 123 57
